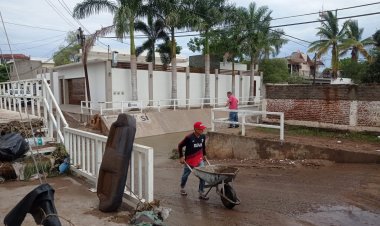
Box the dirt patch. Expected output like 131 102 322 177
219 127 380 154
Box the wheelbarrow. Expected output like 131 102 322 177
185 161 240 209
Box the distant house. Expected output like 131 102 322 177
6 57 54 81
286 51 323 77
0 54 30 64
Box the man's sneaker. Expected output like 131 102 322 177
199 192 209 200
180 189 187 196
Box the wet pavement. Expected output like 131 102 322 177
0 131 379 226
136 132 380 226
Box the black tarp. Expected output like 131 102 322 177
0 133 29 161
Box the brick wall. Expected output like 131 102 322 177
265 84 380 130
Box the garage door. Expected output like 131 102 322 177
68 78 85 105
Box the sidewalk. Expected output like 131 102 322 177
0 176 131 225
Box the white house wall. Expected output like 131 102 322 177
112 68 131 108
218 74 231 101
54 61 259 107
220 62 247 71
88 63 106 104
177 72 187 106
188 73 205 105
137 69 149 103
153 71 171 105
242 75 250 99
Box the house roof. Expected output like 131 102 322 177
286 52 324 66
0 54 30 60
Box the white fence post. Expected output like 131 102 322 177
145 147 154 202
211 110 215 132
280 113 284 142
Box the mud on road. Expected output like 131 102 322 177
136 132 380 226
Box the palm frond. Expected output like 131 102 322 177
73 0 118 19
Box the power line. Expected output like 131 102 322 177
1 21 68 32
44 0 76 28
270 11 380 28
0 34 66 45
271 1 380 20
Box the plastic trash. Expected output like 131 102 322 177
58 158 70 174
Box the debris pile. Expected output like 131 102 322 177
129 200 171 226
0 119 44 138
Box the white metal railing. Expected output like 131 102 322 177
64 127 154 203
81 96 262 115
0 78 68 142
1 78 155 204
211 108 284 141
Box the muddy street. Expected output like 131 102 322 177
136 132 380 226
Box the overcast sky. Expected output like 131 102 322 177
0 0 379 65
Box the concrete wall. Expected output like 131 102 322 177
54 61 261 106
264 84 380 131
10 60 44 81
102 108 214 138
206 132 380 163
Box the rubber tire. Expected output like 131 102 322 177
220 184 237 209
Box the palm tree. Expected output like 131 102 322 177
73 0 146 101
261 29 288 60
151 0 188 103
135 15 169 68
156 40 182 68
340 20 374 62
185 0 230 104
239 2 272 100
308 11 347 79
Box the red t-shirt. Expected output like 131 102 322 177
228 95 238 110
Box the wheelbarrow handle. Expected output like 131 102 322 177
184 162 193 172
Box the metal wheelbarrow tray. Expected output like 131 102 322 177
193 165 238 186
190 164 241 209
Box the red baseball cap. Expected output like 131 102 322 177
194 121 206 130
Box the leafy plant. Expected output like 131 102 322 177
339 58 368 83
260 58 289 83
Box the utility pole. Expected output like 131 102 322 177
313 53 317 84
77 27 91 104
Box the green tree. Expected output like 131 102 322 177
339 58 368 83
73 0 146 101
152 0 188 102
260 58 289 83
365 56 380 83
52 31 81 66
308 11 347 79
339 20 374 62
373 30 380 48
239 3 286 99
0 64 9 82
185 0 230 103
135 15 169 67
156 40 181 67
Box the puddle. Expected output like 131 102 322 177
298 205 380 226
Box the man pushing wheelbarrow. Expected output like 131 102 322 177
178 122 240 208
178 121 209 200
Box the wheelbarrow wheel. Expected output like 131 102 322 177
220 184 237 209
